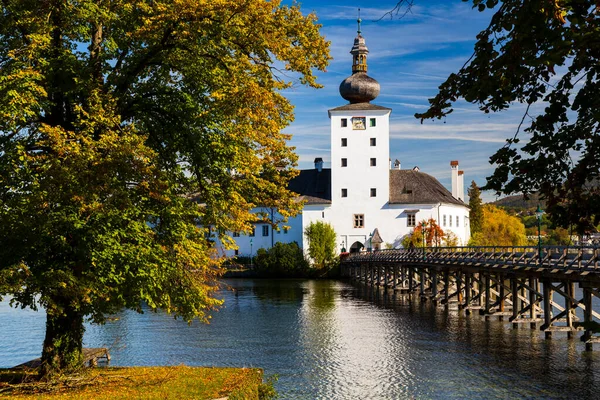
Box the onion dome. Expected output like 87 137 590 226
339 15 381 104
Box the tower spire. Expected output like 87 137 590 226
357 8 362 35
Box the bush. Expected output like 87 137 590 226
304 221 337 270
254 242 310 277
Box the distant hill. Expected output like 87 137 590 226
488 193 544 210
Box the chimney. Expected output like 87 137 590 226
458 170 465 201
393 159 401 170
314 157 323 172
450 160 459 199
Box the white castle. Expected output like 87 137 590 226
223 24 470 258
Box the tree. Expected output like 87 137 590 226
415 1 600 233
468 181 484 236
469 205 528 246
0 0 329 376
304 221 337 270
402 218 445 248
254 242 309 277
545 227 572 246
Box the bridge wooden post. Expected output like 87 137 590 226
456 271 463 308
566 281 575 339
529 277 537 329
431 268 438 303
498 274 505 316
420 268 426 300
408 267 414 294
393 265 398 290
384 265 390 288
543 279 553 339
511 276 519 328
483 273 491 315
582 286 593 350
464 272 471 315
443 270 450 308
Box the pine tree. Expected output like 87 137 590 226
468 181 484 236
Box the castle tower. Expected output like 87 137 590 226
328 16 391 244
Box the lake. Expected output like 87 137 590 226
2 279 600 399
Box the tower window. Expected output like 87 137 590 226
353 214 364 228
370 158 376 167
449 215 453 227
341 158 347 167
370 188 376 197
370 118 376 127
443 215 447 227
456 216 459 227
341 188 347 198
262 225 269 236
341 138 347 147
370 138 376 146
250 227 255 237
341 118 347 127
233 232 240 237
407 214 416 227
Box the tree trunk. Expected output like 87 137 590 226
40 304 85 378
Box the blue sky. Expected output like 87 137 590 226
281 1 526 202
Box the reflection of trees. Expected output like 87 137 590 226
305 280 336 310
250 280 305 304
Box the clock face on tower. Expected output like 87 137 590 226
352 117 366 130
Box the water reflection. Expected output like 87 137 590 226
1 279 600 399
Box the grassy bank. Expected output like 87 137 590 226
0 366 275 399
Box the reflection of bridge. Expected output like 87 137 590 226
340 246 600 349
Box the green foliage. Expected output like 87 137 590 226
254 242 309 277
416 0 600 233
469 205 528 246
0 0 329 375
545 227 572 246
304 221 338 269
257 374 279 400
468 181 484 235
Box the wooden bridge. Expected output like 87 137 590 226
340 245 600 350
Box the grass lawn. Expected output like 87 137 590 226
0 366 274 399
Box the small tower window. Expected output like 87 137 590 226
341 188 348 198
341 138 347 147
407 214 416 227
370 158 376 167
341 118 347 127
443 215 447 227
370 118 376 127
456 216 459 227
370 188 377 197
262 225 269 236
250 227 255 237
370 138 376 146
341 158 348 167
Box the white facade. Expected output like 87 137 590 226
221 27 470 259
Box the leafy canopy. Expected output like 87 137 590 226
416 0 600 233
469 204 528 246
0 0 329 373
304 221 338 269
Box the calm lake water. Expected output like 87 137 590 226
2 279 600 399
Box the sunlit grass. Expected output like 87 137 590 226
0 366 266 399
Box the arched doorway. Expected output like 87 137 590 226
349 241 364 253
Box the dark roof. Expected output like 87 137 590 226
288 168 332 204
328 102 391 113
389 169 465 206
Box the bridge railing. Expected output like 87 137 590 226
341 245 600 271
